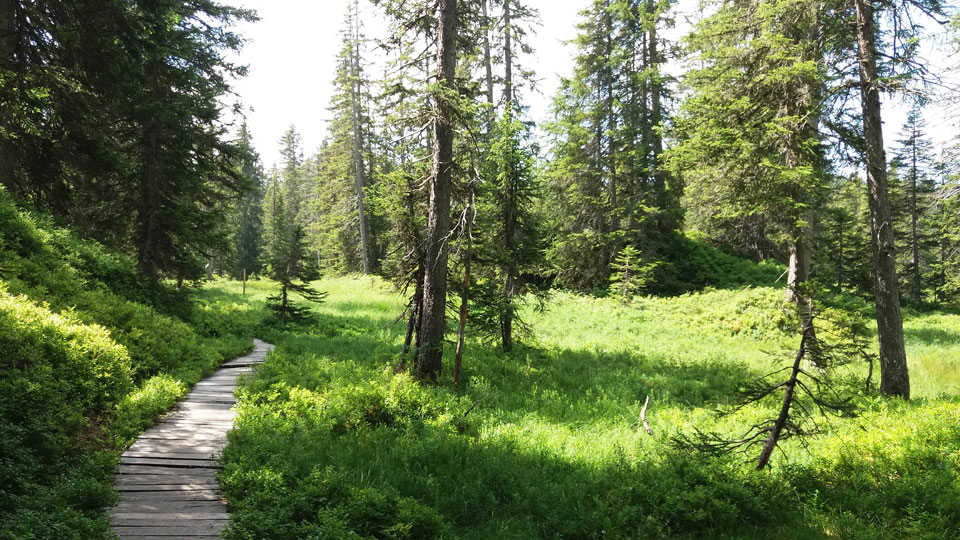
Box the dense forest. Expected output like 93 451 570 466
2 0 960 538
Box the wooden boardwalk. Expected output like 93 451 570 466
110 339 273 540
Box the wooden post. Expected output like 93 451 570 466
242 268 246 295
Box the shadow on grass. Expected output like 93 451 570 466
221 393 819 540
904 325 960 346
212 283 960 540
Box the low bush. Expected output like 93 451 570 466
0 190 257 538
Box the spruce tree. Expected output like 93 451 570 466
891 104 936 304
667 0 825 311
545 0 675 291
264 174 324 324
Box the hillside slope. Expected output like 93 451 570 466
0 189 252 539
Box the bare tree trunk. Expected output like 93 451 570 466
910 141 921 303
603 1 617 230
499 0 517 353
350 0 372 275
757 318 813 470
0 0 15 190
414 0 458 381
837 216 844 291
454 190 474 386
481 0 495 116
855 0 910 399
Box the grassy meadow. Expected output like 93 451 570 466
202 277 960 539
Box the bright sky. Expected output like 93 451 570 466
229 0 958 170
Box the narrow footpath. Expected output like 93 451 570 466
109 338 273 540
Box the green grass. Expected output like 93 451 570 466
212 276 960 539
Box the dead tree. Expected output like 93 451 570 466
674 312 855 470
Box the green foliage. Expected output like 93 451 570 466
0 287 131 507
543 0 677 291
0 190 256 536
212 277 960 539
609 245 657 299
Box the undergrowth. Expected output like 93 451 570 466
0 190 257 539
213 276 960 539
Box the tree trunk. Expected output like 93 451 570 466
854 0 909 399
481 0 495 118
350 0 373 275
837 216 844 291
137 123 161 276
500 0 516 353
757 319 813 470
910 140 921 303
647 0 667 217
785 228 811 303
414 0 457 381
0 0 16 191
603 1 617 229
503 0 513 106
454 190 474 386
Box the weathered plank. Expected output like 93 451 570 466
120 457 220 468
112 512 230 520
110 339 273 539
116 484 221 492
122 451 221 460
112 525 227 536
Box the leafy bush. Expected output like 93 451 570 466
0 287 131 512
0 189 257 537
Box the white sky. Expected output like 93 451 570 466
228 0 958 169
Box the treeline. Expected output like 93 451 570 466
0 0 255 279
227 0 959 394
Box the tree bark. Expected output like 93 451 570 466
647 0 667 214
756 319 813 470
909 137 921 303
414 0 458 381
500 0 516 353
454 190 474 386
350 0 373 275
0 0 16 191
854 0 910 399
481 0 495 117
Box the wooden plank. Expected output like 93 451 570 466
115 471 216 482
113 501 225 512
120 457 219 468
117 463 217 473
112 512 229 520
122 451 219 460
114 537 222 540
112 525 226 536
116 484 220 492
116 491 223 502
135 433 228 442
126 443 224 454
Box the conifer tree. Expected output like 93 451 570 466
545 0 675 291
308 4 379 274
232 124 266 279
667 0 825 312
264 174 324 324
891 104 936 303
